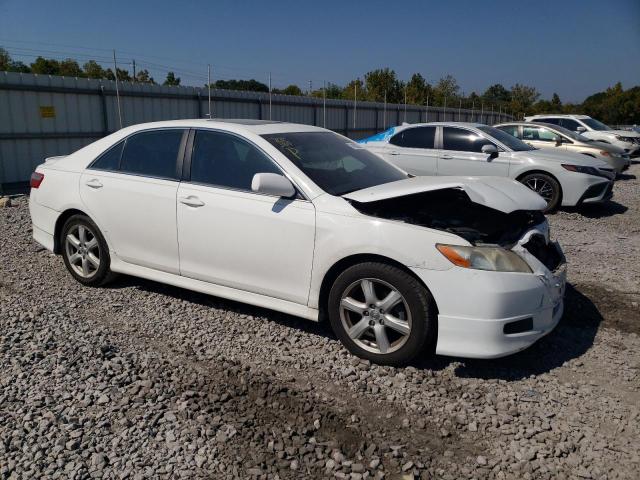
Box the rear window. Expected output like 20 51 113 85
91 141 124 171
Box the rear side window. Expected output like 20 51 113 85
190 130 281 191
120 130 184 179
389 127 436 148
91 141 124 171
523 126 557 142
497 125 520 138
442 127 495 152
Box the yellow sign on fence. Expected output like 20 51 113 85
39 106 56 118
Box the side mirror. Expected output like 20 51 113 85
555 136 563 146
576 126 586 133
481 144 499 158
251 173 296 198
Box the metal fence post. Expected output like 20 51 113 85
344 105 349 137
100 85 109 134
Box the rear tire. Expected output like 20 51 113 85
60 214 114 286
328 262 437 366
519 172 561 213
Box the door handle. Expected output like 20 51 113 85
388 151 400 155
179 195 205 207
85 179 103 189
441 155 453 159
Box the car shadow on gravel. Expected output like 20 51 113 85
615 173 636 181
562 200 628 219
105 275 336 340
413 283 604 381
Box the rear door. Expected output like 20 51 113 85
380 126 439 175
437 127 510 177
80 128 186 274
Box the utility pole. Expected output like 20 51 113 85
480 102 484 124
443 96 447 119
491 104 494 124
268 73 272 120
383 90 387 129
132 59 136 82
112 50 123 129
471 99 475 122
323 80 326 128
308 80 312 95
425 96 429 123
207 64 212 118
458 98 462 122
353 79 357 130
404 86 407 123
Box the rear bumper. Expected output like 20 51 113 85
29 193 58 252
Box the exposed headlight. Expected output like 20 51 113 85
436 244 532 273
614 135 633 142
561 164 600 176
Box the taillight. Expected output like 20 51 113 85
30 172 44 189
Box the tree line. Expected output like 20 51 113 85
1 49 638 125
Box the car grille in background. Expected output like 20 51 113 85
522 235 563 271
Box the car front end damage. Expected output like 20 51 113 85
344 178 566 358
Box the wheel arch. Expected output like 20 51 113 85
516 169 563 203
53 208 91 254
318 253 439 318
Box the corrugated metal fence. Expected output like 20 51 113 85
0 72 512 190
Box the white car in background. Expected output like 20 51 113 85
494 121 630 174
358 122 615 212
29 119 565 365
524 114 640 157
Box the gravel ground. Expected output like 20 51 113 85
1 165 639 480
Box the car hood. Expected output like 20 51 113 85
524 149 610 168
342 176 547 213
583 130 640 139
588 141 626 154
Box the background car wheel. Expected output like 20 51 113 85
328 262 437 366
519 172 561 212
60 214 114 286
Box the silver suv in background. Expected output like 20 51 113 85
524 114 640 157
495 122 630 174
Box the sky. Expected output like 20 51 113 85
0 0 638 102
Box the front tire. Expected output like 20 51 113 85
519 172 561 212
60 214 113 286
328 262 437 366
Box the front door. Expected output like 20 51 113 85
176 129 316 305
437 126 510 177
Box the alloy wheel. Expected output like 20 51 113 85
524 176 554 202
339 278 412 355
64 224 101 279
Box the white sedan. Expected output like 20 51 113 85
359 122 616 212
29 119 565 365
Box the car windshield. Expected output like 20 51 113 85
538 123 592 142
582 118 611 131
477 126 536 151
261 131 407 196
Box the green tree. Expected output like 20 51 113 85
30 56 61 75
280 84 303 96
482 84 511 105
405 73 431 105
432 74 459 105
0 48 10 71
163 71 180 86
311 82 343 100
106 68 132 82
83 60 107 79
134 69 155 84
342 78 365 101
213 79 269 92
59 59 84 77
551 93 562 110
363 68 402 103
509 84 540 116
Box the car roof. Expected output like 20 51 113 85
118 118 328 135
528 114 590 119
399 122 486 128
496 121 563 128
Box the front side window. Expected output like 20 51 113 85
559 119 581 132
442 127 495 153
91 141 124 171
477 126 536 151
120 130 183 179
190 130 281 191
262 131 406 196
523 126 557 142
389 127 436 149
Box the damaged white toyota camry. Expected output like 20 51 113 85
29 120 566 365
